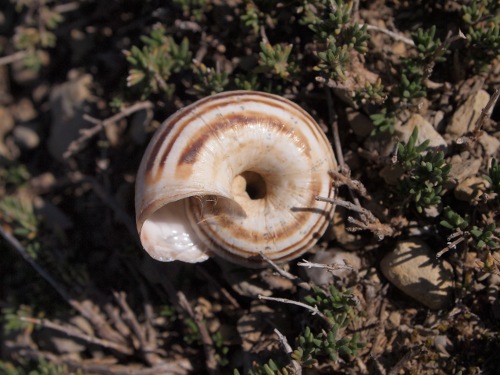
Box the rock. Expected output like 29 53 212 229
381 239 454 309
305 248 362 285
379 164 404 185
0 106 14 158
13 124 40 149
12 98 37 122
47 71 93 161
478 132 500 157
448 156 482 185
454 176 489 202
447 90 490 136
347 109 374 137
395 113 447 149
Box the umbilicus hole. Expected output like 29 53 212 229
234 171 267 200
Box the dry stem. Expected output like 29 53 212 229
177 291 219 375
258 295 332 328
63 101 153 159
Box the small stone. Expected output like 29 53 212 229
13 124 40 149
447 90 490 136
379 164 404 185
448 156 482 185
454 176 489 202
395 113 447 149
12 98 37 122
381 239 454 309
478 132 500 157
347 110 374 137
305 248 362 285
0 106 14 158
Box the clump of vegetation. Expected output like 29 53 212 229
394 128 451 213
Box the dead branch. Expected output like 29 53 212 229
316 195 394 239
19 316 133 355
365 24 415 46
63 101 153 159
0 50 29 65
259 252 311 291
177 291 219 375
258 295 332 328
274 328 302 375
113 291 162 365
297 259 354 273
329 170 368 197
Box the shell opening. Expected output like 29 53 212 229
232 171 267 200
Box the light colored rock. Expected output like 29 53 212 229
478 132 500 157
306 248 361 285
447 90 490 136
379 164 404 185
381 239 454 309
395 113 447 149
448 156 482 185
13 124 40 149
0 106 14 158
454 176 489 202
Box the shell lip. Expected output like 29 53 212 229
135 190 234 234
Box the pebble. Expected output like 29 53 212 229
478 132 500 157
454 176 489 202
447 90 490 136
0 106 14 158
395 113 447 149
381 239 454 309
13 124 40 149
305 248 362 285
347 109 374 137
448 156 482 185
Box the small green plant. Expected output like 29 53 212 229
292 286 364 367
395 128 450 213
192 62 229 96
485 159 500 196
462 0 500 72
212 331 230 367
234 358 290 375
0 358 67 375
258 42 295 79
8 0 64 70
0 196 38 240
370 109 396 134
302 0 368 81
125 26 192 98
440 207 498 252
356 79 387 105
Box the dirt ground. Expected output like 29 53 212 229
0 1 499 374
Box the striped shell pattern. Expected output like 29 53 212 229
135 91 337 267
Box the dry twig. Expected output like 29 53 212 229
259 252 311 290
63 101 153 159
258 295 332 328
177 291 219 375
274 328 302 375
19 316 133 355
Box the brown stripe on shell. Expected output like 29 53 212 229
188 176 332 259
154 93 321 180
177 110 311 164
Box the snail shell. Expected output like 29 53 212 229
135 91 337 267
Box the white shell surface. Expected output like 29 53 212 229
135 91 337 266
